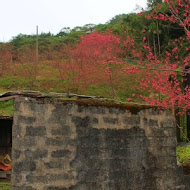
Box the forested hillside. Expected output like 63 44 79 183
0 0 189 110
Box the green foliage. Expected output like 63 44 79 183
179 114 187 142
0 77 12 88
86 85 111 98
0 76 29 89
0 182 10 190
108 14 127 25
177 145 190 165
11 33 36 50
0 100 14 116
61 30 85 44
147 0 163 8
94 24 110 33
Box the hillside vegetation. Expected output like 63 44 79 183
0 0 190 169
0 0 189 109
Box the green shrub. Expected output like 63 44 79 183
177 145 190 165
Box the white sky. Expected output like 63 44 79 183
0 0 147 42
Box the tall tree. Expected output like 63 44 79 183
147 0 163 8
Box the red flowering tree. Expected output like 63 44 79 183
98 1 190 112
56 31 124 96
149 0 190 37
137 0 190 110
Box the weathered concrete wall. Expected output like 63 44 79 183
12 97 185 190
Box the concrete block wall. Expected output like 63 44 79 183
11 97 185 190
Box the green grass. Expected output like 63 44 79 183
0 100 14 116
0 182 10 190
0 88 7 94
0 75 29 90
0 61 152 103
177 145 190 165
0 77 12 88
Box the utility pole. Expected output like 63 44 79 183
36 25 39 61
34 25 39 84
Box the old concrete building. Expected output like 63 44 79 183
0 91 189 189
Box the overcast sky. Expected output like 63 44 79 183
0 0 147 42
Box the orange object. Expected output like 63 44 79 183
0 154 12 166
0 163 11 171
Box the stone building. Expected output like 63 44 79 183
0 91 189 189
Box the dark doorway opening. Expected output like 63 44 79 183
0 117 13 180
